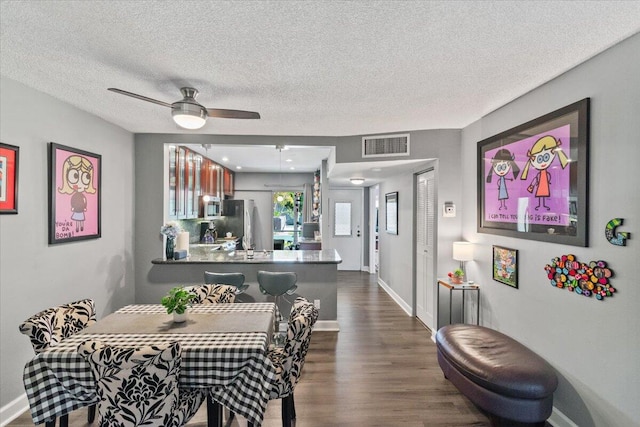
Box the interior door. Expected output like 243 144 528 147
416 170 435 330
329 188 363 271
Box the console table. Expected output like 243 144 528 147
438 279 480 325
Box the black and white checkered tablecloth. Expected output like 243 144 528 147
116 303 280 331
23 303 278 426
116 303 277 314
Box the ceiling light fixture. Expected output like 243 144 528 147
171 91 207 129
350 178 365 185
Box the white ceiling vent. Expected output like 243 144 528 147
362 133 410 158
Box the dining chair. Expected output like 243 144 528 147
189 284 237 304
258 297 319 427
19 299 98 426
204 271 249 295
78 340 207 427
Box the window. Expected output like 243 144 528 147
334 202 352 236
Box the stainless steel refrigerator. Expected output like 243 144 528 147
220 199 255 249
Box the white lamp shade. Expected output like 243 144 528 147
452 241 473 261
172 113 206 129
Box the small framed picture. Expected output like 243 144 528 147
492 245 518 288
0 143 19 214
48 143 101 244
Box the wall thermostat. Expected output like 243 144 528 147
443 202 456 217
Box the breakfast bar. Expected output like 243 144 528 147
150 249 342 330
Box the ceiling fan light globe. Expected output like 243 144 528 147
172 102 207 129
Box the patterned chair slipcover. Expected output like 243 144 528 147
19 299 98 426
78 340 206 427
19 298 97 354
189 284 237 304
265 297 319 427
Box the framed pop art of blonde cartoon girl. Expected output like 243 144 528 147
477 98 589 247
48 143 101 244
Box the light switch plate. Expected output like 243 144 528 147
443 202 456 217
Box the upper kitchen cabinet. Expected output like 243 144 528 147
223 168 235 198
167 146 200 219
168 145 234 219
168 145 178 219
185 151 202 219
168 146 187 219
201 159 221 198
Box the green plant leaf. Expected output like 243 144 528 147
161 286 196 314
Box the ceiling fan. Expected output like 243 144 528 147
107 87 260 130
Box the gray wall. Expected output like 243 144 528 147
0 78 135 415
377 129 463 314
459 34 640 426
133 134 330 304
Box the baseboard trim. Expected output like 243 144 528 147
548 406 578 427
0 393 29 427
313 320 340 331
377 277 412 316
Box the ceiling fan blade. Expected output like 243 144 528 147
206 108 261 119
107 88 172 108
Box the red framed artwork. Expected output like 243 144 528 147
48 143 101 244
0 143 19 214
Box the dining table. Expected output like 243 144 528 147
23 302 279 427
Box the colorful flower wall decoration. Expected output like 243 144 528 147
544 254 615 300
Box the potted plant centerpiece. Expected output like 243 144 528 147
161 286 197 323
448 268 465 285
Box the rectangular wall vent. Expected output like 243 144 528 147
362 133 410 158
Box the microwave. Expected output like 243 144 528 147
199 195 221 219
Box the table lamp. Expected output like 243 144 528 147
453 241 474 281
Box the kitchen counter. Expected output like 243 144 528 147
152 249 341 264
149 249 342 329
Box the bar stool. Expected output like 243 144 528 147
257 271 298 346
204 271 249 295
258 271 297 315
257 271 297 298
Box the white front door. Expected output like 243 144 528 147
328 188 363 271
416 170 435 330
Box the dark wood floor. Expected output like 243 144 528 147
10 271 491 426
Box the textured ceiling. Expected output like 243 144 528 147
2 1 639 138
1 1 639 184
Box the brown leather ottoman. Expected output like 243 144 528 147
436 324 558 425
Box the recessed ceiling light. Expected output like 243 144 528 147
222 157 229 162
285 158 292 162
236 166 242 170
371 168 382 172
290 167 295 170
350 178 365 185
